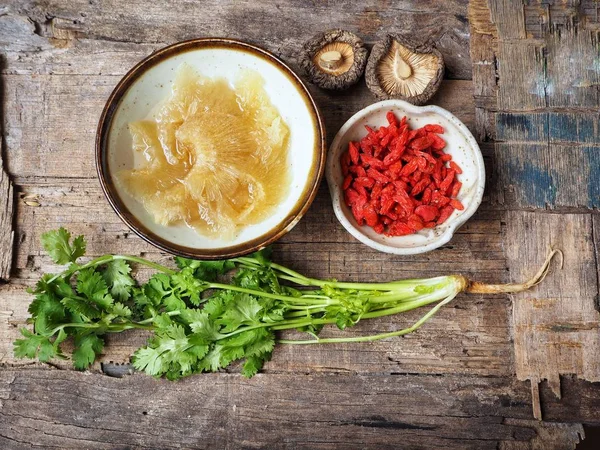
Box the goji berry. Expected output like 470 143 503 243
386 111 399 126
449 161 463 174
422 187 432 204
410 178 429 196
360 140 373 157
363 202 379 227
353 181 367 198
400 159 419 176
355 177 375 188
348 141 360 165
393 180 408 193
371 182 384 200
349 165 367 177
386 222 413 236
415 205 439 222
449 199 464 210
352 204 365 225
414 150 436 165
450 181 462 198
342 174 353 190
344 188 359 206
361 154 386 170
410 135 433 151
437 205 455 225
440 169 456 193
429 133 446 151
367 168 391 184
424 124 444 134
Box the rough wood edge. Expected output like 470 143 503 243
468 0 498 36
531 378 542 420
0 55 15 281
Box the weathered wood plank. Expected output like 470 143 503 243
1 0 472 79
0 369 589 449
496 41 546 111
1 73 475 178
545 28 600 109
469 1 600 427
468 0 498 142
0 61 14 280
495 142 600 210
506 211 600 419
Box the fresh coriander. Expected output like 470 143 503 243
14 227 560 379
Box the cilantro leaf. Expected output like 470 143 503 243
218 293 262 332
170 267 206 305
251 247 272 266
144 273 173 306
41 227 86 265
110 302 132 318
72 334 104 369
188 311 225 341
132 346 165 376
242 355 265 378
196 346 223 372
13 329 55 362
61 297 101 320
29 292 66 335
77 268 114 310
102 260 135 301
175 257 235 282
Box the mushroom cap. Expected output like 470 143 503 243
300 29 368 90
366 34 444 105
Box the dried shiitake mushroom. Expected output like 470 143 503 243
300 29 368 90
366 35 444 105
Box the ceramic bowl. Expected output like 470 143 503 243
326 99 485 255
97 38 326 259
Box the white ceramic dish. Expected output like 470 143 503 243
97 39 325 259
326 99 485 255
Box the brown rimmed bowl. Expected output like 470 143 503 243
96 38 326 259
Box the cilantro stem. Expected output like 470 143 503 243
138 310 181 325
249 261 457 293
278 293 457 344
206 282 338 305
47 321 154 337
46 254 175 285
114 255 175 275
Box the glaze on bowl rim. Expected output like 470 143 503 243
96 38 326 259
326 99 485 255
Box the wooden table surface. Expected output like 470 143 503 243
1 1 599 448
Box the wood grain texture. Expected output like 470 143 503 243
0 368 592 450
0 126 14 281
468 0 498 142
507 211 600 419
469 0 600 424
1 0 472 78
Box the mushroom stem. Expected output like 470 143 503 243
319 50 343 70
393 50 412 79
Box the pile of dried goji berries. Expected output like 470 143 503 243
341 111 464 236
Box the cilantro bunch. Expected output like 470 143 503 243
14 228 558 379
